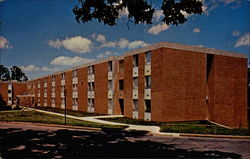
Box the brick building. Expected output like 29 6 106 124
0 42 248 128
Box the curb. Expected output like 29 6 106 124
153 132 250 139
0 121 102 131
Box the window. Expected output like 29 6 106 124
8 90 11 93
133 54 139 67
73 69 78 78
88 65 94 74
119 60 124 71
145 100 151 112
52 87 55 92
88 82 94 91
133 99 138 111
61 85 65 92
145 51 151 64
61 98 65 104
133 77 138 88
61 73 65 80
108 80 112 90
119 80 124 90
44 78 47 83
52 75 55 81
52 98 55 104
44 88 47 93
108 61 112 72
73 98 78 106
108 99 112 108
145 76 151 89
8 97 11 101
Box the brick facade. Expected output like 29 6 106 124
0 42 248 128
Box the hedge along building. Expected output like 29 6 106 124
1 42 248 128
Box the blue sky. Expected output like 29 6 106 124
0 0 249 79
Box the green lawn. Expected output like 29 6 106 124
0 110 127 130
101 117 250 136
31 106 102 117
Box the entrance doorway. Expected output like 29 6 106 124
119 99 124 115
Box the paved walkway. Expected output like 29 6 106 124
27 107 162 134
26 107 250 139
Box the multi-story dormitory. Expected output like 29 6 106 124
0 42 248 128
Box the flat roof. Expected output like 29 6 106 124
29 42 247 81
124 42 247 58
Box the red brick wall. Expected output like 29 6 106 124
78 67 88 112
47 76 52 107
138 53 146 120
95 62 108 114
113 60 123 115
151 48 164 121
0 82 8 105
124 56 133 117
209 55 248 128
161 48 207 122
65 71 72 110
55 74 61 109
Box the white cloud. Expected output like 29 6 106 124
48 36 92 54
232 30 240 37
0 36 12 49
117 38 130 48
153 10 163 21
96 51 114 59
193 28 201 33
100 41 116 48
20 65 59 72
147 23 169 35
100 38 148 49
20 65 40 72
128 40 148 49
235 33 250 47
92 34 106 43
51 56 94 66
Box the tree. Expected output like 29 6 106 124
0 65 10 81
10 66 28 82
0 65 28 82
73 0 203 26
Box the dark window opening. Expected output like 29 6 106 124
119 80 124 90
133 54 139 67
145 76 151 89
119 60 124 71
108 61 112 72
206 54 214 81
145 100 151 113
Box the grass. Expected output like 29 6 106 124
0 110 127 130
101 117 250 136
31 106 102 117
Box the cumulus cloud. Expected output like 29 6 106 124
51 56 94 66
48 36 92 54
96 51 117 59
193 28 201 33
92 34 106 43
0 36 12 49
235 32 250 47
128 40 148 49
147 23 169 35
232 30 240 37
20 65 59 72
20 65 40 72
99 38 148 49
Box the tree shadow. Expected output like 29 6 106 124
0 128 241 159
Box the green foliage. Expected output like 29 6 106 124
34 106 101 117
101 117 250 136
0 65 10 81
0 110 127 129
0 65 28 81
73 0 203 26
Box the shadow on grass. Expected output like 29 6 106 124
0 128 241 159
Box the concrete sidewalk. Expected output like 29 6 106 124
27 107 250 139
